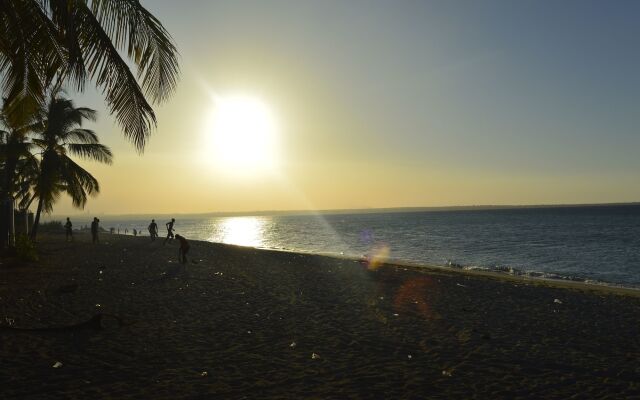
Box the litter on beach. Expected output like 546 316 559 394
554 299 563 304
52 361 63 368
311 353 320 359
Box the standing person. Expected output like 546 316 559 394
163 218 175 245
133 228 137 236
175 234 190 264
64 217 73 242
148 219 158 241
91 217 100 244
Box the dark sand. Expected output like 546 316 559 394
1 233 639 399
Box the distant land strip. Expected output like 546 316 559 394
51 202 640 219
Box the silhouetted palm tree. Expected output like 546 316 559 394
0 109 35 197
0 1 178 247
30 94 112 240
13 154 40 213
0 102 37 244
0 0 179 150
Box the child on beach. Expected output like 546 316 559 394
164 218 175 245
64 217 73 242
175 234 190 264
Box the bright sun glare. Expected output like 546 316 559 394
205 94 279 175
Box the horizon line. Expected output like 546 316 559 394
48 201 640 219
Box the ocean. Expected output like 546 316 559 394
75 204 640 288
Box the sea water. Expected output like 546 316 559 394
89 204 640 288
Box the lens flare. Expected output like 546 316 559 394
393 276 437 320
365 243 390 270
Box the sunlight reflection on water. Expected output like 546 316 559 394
208 216 266 247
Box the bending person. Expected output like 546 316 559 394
175 234 190 264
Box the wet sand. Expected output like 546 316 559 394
1 233 639 399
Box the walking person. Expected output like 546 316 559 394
148 219 158 241
163 218 175 245
64 217 73 242
91 217 100 244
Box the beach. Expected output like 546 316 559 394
1 233 639 399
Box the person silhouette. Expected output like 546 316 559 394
91 217 100 244
163 218 175 245
64 217 73 242
148 219 158 241
175 234 190 264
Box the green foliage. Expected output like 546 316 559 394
15 235 38 262
38 221 64 233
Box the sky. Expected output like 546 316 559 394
52 0 640 216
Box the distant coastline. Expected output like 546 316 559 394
48 201 640 219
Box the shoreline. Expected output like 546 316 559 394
176 237 640 298
2 233 640 398
102 222 640 294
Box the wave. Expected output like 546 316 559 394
444 260 640 290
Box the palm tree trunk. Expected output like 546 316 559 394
0 156 18 249
30 196 44 241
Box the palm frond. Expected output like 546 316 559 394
0 1 65 121
59 155 100 208
89 0 180 104
64 128 99 144
67 143 113 164
75 1 157 151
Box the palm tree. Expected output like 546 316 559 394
0 1 178 248
0 0 179 151
0 102 37 245
30 94 112 240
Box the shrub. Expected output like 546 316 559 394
15 235 38 262
39 221 64 233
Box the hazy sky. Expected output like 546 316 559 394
53 0 640 216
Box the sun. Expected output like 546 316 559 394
204 94 279 175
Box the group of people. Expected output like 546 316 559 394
151 218 190 264
63 217 190 264
64 217 100 244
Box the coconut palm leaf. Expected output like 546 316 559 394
67 143 112 164
63 128 99 144
1 0 179 151
0 1 64 120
